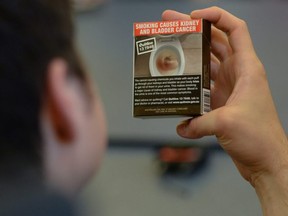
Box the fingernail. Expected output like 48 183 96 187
177 119 190 135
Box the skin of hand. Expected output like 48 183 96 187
162 7 288 214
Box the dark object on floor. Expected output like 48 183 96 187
157 145 209 176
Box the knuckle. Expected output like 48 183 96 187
210 6 220 11
237 18 248 30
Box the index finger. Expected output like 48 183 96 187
162 10 191 21
191 7 255 53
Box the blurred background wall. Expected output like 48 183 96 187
76 0 288 144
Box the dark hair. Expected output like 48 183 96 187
0 0 86 177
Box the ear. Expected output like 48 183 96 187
44 58 75 143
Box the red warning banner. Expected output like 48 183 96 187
134 20 202 36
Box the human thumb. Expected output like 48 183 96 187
177 110 218 139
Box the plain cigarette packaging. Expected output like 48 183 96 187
133 19 211 117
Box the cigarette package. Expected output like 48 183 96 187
133 19 211 117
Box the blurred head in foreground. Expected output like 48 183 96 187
0 0 107 196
